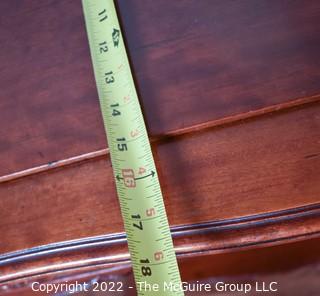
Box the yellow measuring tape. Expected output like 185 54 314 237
82 0 184 294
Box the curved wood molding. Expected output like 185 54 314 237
1 203 319 284
2 239 319 295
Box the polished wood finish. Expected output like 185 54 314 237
1 203 319 282
1 103 319 255
118 0 320 135
1 0 320 294
2 237 320 295
1 0 320 176
0 0 104 176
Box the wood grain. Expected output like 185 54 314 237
1 203 319 283
118 0 320 135
1 0 320 176
1 103 319 255
1 0 320 292
0 0 105 176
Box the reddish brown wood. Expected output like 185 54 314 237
117 0 320 135
1 103 319 255
0 0 105 176
1 203 319 283
2 237 320 295
1 0 320 293
1 0 320 176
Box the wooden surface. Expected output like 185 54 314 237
118 0 320 134
0 0 320 293
1 0 320 176
1 103 320 255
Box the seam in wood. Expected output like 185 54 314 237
0 93 319 184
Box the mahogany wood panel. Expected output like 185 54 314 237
117 0 320 135
0 0 104 176
1 0 320 176
1 0 320 293
1 102 319 255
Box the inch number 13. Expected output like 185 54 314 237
105 71 114 84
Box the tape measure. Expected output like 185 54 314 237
82 1 184 295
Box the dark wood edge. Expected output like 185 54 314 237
2 236 319 293
0 94 319 184
1 203 319 283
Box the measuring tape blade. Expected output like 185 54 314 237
82 0 183 294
